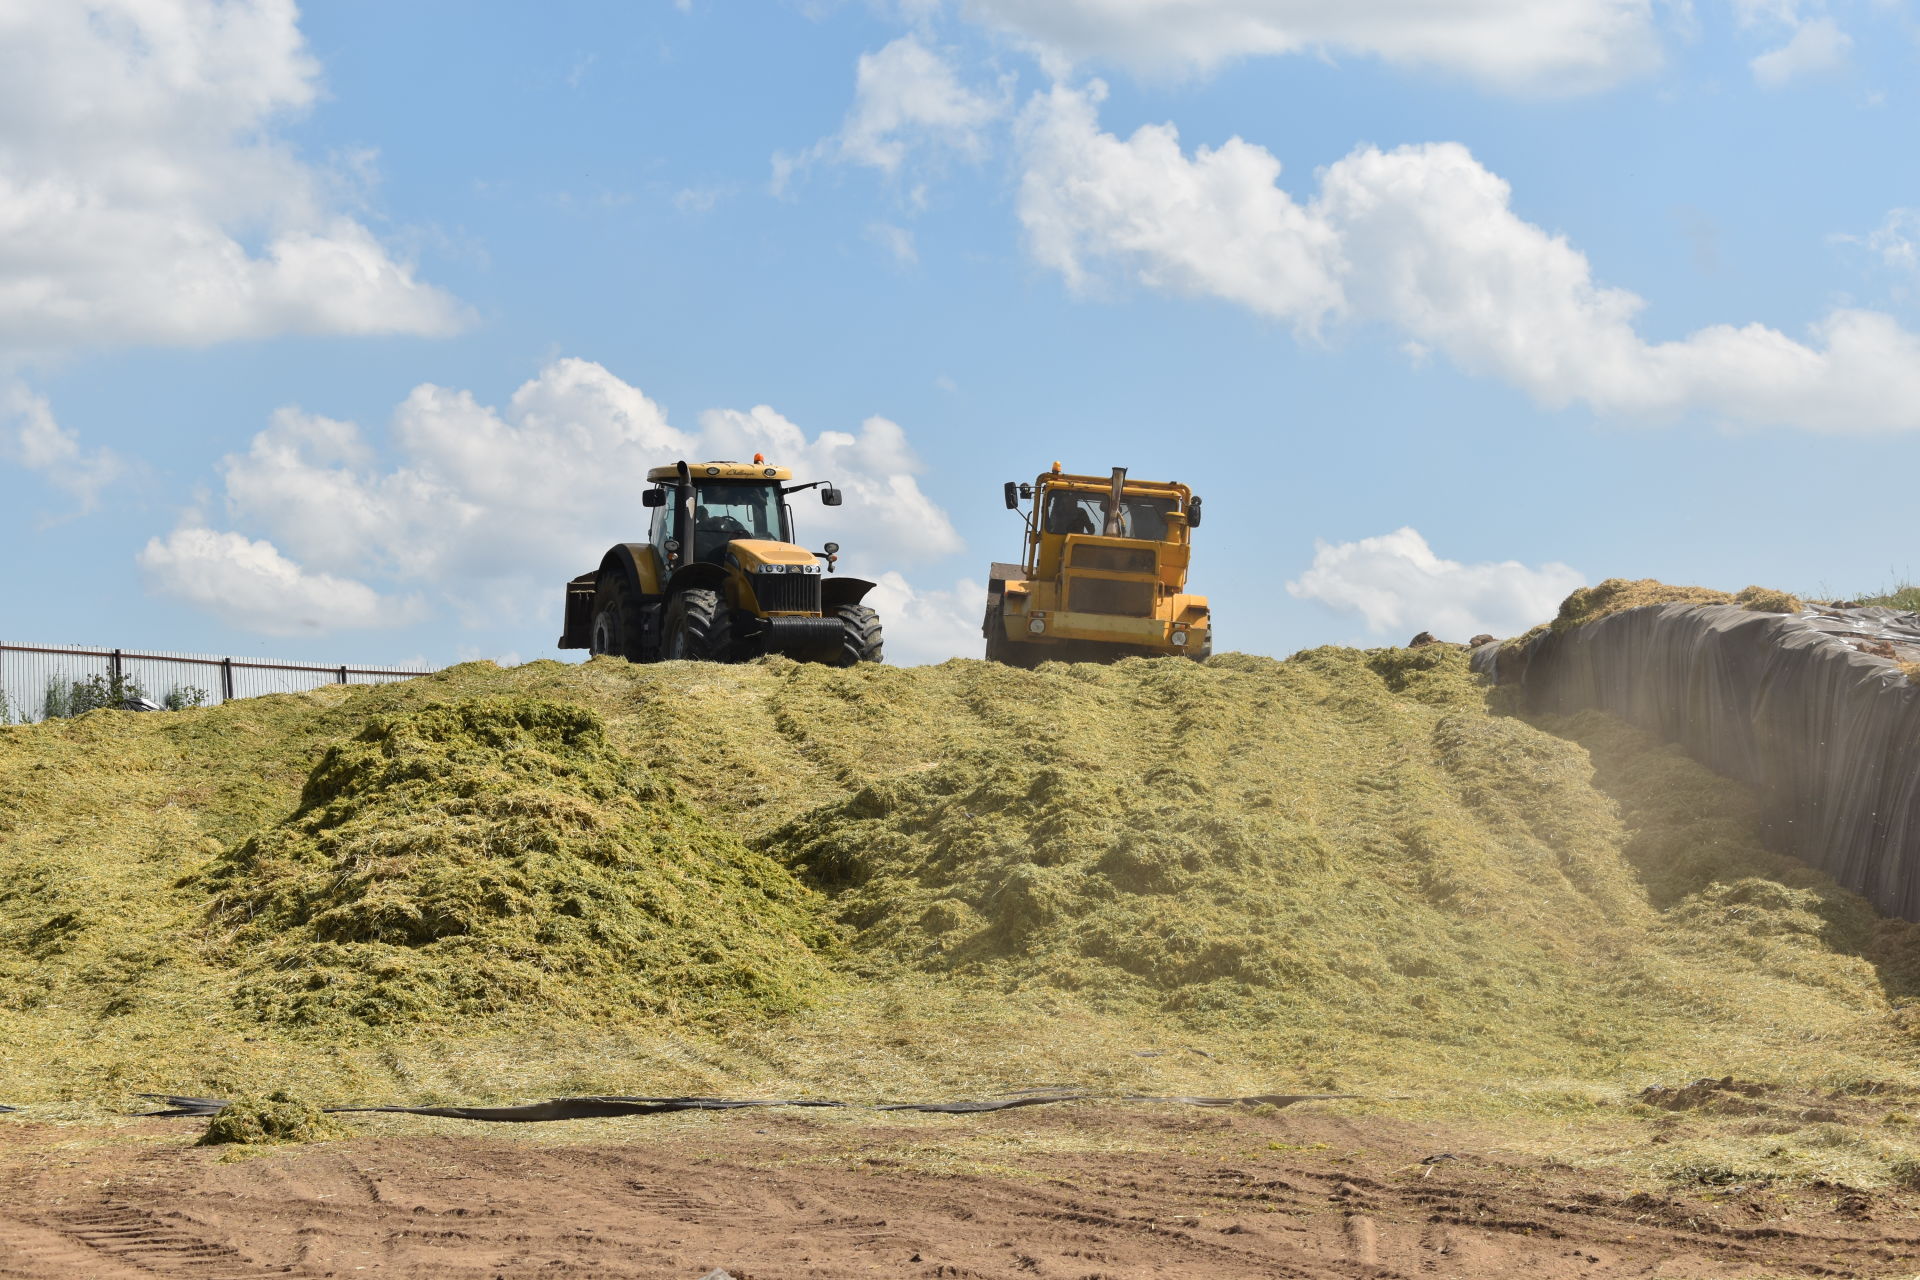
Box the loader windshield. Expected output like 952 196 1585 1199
1042 490 1181 541
691 482 788 563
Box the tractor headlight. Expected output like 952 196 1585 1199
1172 631 1189 646
1028 617 1046 634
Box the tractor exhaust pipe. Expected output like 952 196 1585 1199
675 460 696 568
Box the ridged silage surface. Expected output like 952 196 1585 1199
3 650 1920 1181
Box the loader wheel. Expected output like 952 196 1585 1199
835 604 884 665
662 588 735 663
589 571 649 661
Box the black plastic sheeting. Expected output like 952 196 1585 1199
126 1089 1358 1123
1477 602 1920 922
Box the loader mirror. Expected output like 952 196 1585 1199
821 486 843 507
1003 481 1019 510
642 488 666 508
1187 496 1203 528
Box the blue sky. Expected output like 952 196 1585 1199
4 0 1919 667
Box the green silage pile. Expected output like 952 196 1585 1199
0 649 1916 1140
201 698 838 1027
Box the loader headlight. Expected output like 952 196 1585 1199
1172 631 1189 646
1028 617 1046 634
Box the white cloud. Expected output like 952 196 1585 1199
149 359 966 645
1019 85 1920 433
774 36 1005 192
1286 528 1584 641
2 382 122 510
138 527 422 634
1843 208 1920 274
868 221 920 264
0 0 463 355
957 0 1662 93
1751 16 1851 86
1019 83 1344 330
674 186 723 214
866 573 987 664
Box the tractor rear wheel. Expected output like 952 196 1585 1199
663 588 735 663
835 604 884 665
589 571 650 661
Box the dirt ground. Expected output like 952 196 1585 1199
2 1106 1917 1280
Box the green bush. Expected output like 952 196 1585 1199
163 685 210 710
42 672 146 719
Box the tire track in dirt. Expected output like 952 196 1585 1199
43 1205 287 1279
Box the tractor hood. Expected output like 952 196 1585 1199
728 540 823 572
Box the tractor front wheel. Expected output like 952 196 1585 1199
663 588 735 663
835 604 884 665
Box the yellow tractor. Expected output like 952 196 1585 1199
983 463 1210 666
558 457 883 665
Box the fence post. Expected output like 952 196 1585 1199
110 648 123 684
338 664 349 685
221 657 234 701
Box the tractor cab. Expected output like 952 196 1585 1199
639 460 838 572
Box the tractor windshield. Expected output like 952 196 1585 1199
1042 490 1181 540
691 482 788 563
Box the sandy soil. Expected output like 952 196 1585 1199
2 1106 1916 1279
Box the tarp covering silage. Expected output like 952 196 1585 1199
1479 603 1920 922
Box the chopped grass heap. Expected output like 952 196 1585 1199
1502 578 1803 652
197 1090 345 1146
1552 578 1739 629
770 652 1651 1058
200 697 840 1027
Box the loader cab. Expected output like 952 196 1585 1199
1041 490 1182 542
1026 470 1195 586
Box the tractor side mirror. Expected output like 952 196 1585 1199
1003 481 1019 510
1188 496 1203 528
821 487 843 507
642 488 666 508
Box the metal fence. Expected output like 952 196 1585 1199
0 642 435 723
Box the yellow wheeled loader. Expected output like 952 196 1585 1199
982 463 1210 666
558 457 883 665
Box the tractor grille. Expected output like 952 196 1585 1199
1069 577 1156 617
1071 544 1156 574
751 571 822 614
